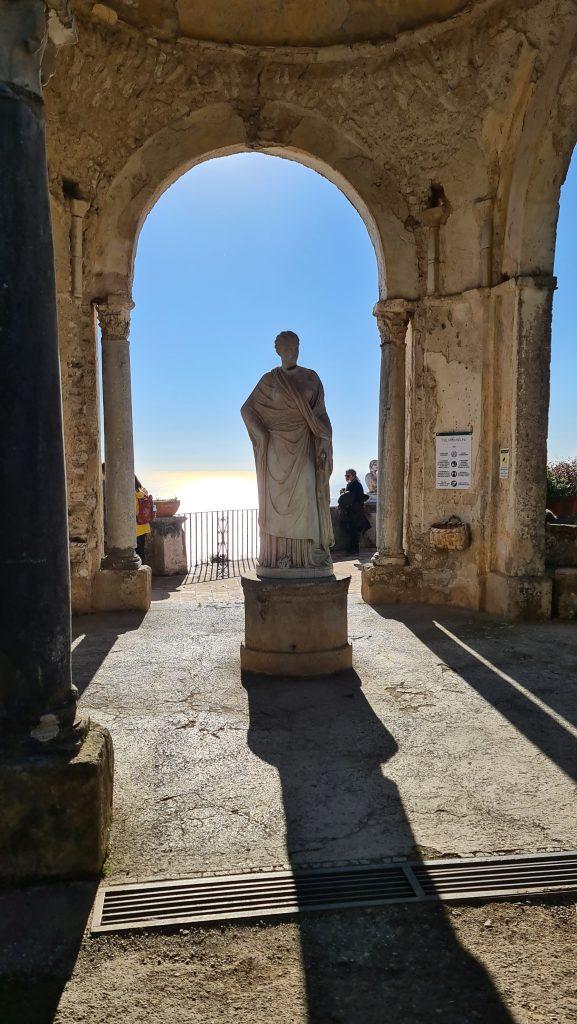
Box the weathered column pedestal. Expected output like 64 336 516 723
150 515 188 576
241 574 352 677
92 296 151 612
0 0 113 881
362 300 419 605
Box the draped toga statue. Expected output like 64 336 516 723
241 331 334 578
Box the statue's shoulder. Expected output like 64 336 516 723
298 366 321 381
255 369 276 388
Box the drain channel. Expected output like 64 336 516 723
92 851 577 933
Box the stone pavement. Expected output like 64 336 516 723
71 558 577 884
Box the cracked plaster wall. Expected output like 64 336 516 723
43 0 577 615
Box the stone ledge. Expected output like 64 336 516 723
483 571 552 622
552 568 577 621
92 564 151 612
0 721 113 883
546 522 577 568
361 564 423 605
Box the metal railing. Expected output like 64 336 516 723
183 508 259 582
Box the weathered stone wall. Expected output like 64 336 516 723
43 0 577 616
51 190 103 613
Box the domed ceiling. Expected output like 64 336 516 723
97 0 475 47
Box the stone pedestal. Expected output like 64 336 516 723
0 722 113 883
240 574 352 676
92 565 151 612
150 515 188 576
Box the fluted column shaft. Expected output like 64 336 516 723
373 300 412 566
97 296 140 570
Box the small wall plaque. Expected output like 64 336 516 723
435 431 472 490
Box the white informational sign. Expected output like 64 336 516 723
435 431 472 490
499 448 510 479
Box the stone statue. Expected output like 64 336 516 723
365 459 378 495
241 331 334 578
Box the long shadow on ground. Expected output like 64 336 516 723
0 882 97 1024
245 670 514 1023
377 606 577 784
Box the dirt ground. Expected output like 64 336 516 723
2 563 577 1023
1 889 576 1024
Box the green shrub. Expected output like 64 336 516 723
547 458 577 501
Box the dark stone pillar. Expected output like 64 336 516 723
0 79 81 745
0 1 84 747
0 0 113 881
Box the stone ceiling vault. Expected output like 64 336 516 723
79 0 477 47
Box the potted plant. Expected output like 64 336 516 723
154 497 181 518
547 459 577 518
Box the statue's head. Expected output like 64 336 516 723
275 331 299 369
369 459 378 473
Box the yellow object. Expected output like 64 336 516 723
135 487 151 537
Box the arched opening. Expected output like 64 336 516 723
127 150 380 574
547 148 577 521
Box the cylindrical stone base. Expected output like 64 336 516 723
240 573 352 677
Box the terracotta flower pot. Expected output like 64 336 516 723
155 498 180 518
429 515 470 551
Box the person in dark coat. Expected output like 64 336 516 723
338 468 371 554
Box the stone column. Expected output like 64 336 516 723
97 295 141 570
372 299 413 566
0 0 112 881
0 0 81 747
485 276 554 620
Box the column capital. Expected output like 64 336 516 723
373 299 414 347
0 0 76 97
97 294 135 342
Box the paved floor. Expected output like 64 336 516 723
3 565 577 1024
71 559 577 883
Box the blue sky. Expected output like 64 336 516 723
130 149 575 505
131 152 379 499
550 151 577 460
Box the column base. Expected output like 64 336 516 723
362 563 423 605
92 565 151 612
483 571 552 621
0 721 113 882
102 547 141 570
241 573 352 677
372 551 408 566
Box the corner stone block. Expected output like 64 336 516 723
361 564 423 605
0 722 113 882
484 571 552 621
92 564 151 612
552 568 577 620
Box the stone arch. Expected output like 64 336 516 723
498 15 577 280
89 100 418 302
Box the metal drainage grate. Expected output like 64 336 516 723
92 851 577 934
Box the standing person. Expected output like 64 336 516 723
338 468 370 554
135 476 154 561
